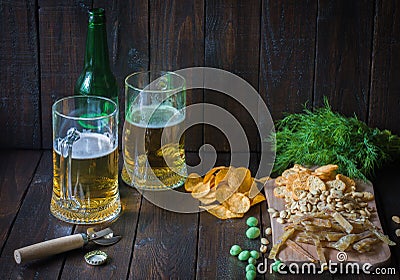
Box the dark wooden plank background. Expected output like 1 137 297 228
1 0 399 151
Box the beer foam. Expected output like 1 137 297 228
55 133 116 159
126 105 184 129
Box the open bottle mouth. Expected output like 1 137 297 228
88 8 106 24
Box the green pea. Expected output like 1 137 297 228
229 244 242 256
248 257 257 265
246 227 260 239
272 260 282 272
245 263 256 272
246 270 257 280
246 216 258 227
250 250 260 259
238 250 250 261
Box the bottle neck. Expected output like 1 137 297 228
83 22 111 72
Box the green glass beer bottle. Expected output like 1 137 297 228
74 8 118 105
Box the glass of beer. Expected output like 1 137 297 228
122 71 187 190
51 95 120 224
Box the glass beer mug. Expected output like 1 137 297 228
51 96 121 224
122 71 187 190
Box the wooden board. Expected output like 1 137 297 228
0 0 41 149
313 0 373 121
264 178 391 267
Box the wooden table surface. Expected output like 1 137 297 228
0 150 399 280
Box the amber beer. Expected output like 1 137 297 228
51 132 120 224
123 104 186 189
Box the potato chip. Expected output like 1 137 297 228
214 167 230 186
198 188 217 205
250 193 266 206
247 181 260 199
203 166 225 183
191 182 211 199
185 173 203 192
215 182 235 203
226 167 240 190
199 204 244 219
234 167 253 193
186 165 266 219
225 193 251 214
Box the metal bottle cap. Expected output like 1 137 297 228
84 250 108 266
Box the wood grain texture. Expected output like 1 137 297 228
0 151 74 280
369 0 400 135
39 2 91 148
259 0 317 120
0 150 41 254
150 0 205 152
0 0 41 149
59 156 142 280
313 0 374 121
204 0 261 153
128 199 198 279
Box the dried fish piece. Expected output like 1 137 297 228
365 220 396 246
268 228 295 260
304 225 330 232
286 239 317 263
353 237 379 253
325 232 346 242
332 212 353 233
289 212 327 225
295 235 336 249
310 218 332 228
332 231 373 251
309 234 327 267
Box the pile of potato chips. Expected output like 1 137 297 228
185 166 268 219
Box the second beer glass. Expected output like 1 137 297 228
122 71 187 190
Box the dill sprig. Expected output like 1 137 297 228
271 99 400 180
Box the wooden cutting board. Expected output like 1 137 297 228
264 179 392 267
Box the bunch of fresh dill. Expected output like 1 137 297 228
271 100 400 180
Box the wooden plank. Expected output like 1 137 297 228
0 151 75 279
259 0 317 120
149 0 204 152
313 0 373 120
39 2 92 149
0 150 42 254
38 0 92 7
59 155 142 279
196 153 265 279
204 0 260 152
128 199 198 278
0 0 41 149
369 0 400 135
